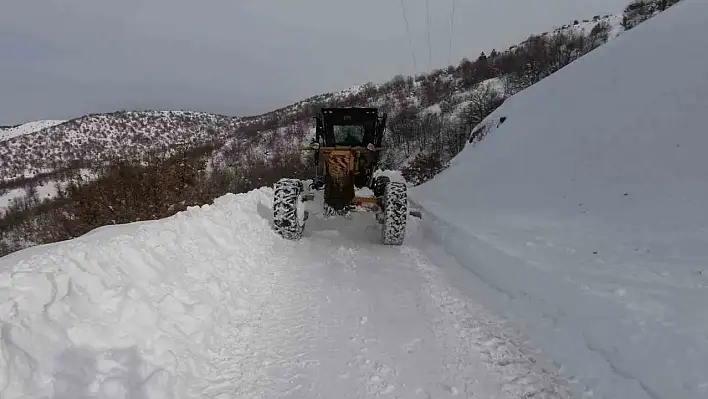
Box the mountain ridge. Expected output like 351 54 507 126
0 13 624 183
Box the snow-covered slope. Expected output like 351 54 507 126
412 1 708 398
0 111 244 182
0 187 571 398
0 169 95 216
0 120 65 142
0 182 57 211
0 5 629 191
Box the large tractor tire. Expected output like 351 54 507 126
273 178 306 240
381 181 407 245
372 175 390 198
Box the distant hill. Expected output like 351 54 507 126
0 120 66 142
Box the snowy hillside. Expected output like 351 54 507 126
212 12 626 176
0 169 95 217
0 181 59 212
0 10 625 186
412 1 708 398
0 120 65 142
0 188 572 398
0 111 244 182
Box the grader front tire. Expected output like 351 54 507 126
273 178 306 240
381 181 407 245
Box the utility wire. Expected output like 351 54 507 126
425 0 432 71
448 0 456 66
399 0 418 75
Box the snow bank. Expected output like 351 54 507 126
0 120 65 141
0 188 292 398
412 2 708 398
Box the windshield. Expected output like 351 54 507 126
333 125 365 146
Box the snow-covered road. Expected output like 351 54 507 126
0 187 569 398
3 2 707 398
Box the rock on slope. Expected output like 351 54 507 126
412 1 708 398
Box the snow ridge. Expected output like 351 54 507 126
0 120 65 142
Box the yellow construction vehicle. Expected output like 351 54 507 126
273 107 408 245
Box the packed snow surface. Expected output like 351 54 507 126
0 188 571 398
412 2 708 399
0 120 65 141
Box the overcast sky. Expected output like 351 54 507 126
0 0 630 125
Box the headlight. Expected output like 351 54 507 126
367 143 376 151
311 142 320 150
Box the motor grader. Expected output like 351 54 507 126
272 107 408 245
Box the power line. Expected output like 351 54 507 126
448 0 456 66
399 0 418 75
425 0 432 71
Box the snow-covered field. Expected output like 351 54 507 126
0 181 59 212
0 120 65 142
0 188 570 398
412 1 708 398
0 169 96 216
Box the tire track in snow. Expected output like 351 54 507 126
254 207 572 398
402 245 573 398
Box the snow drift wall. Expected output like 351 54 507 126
412 1 708 398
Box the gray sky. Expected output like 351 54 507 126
0 0 629 125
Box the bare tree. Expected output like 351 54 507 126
461 84 505 133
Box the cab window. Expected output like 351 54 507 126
333 125 365 146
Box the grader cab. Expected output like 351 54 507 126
272 107 408 245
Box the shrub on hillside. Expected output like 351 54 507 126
420 72 454 107
0 144 311 258
400 152 448 186
622 0 681 30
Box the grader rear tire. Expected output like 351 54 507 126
273 178 306 240
381 181 407 245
